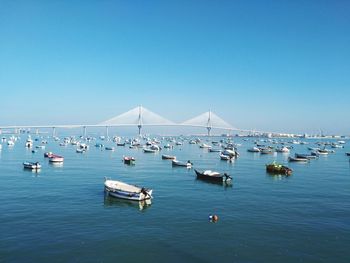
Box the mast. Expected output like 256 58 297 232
207 110 212 136
137 105 142 136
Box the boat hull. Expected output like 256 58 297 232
195 169 231 183
104 180 152 201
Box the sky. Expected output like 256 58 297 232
0 0 349 135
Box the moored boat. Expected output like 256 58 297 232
220 153 232 161
123 156 135 165
49 154 64 163
23 161 41 169
162 154 176 160
276 146 290 153
195 169 232 183
143 148 157 153
266 162 292 175
247 147 260 153
346 152 350 156
104 178 152 201
295 153 318 159
172 159 192 168
288 156 309 162
208 148 221 152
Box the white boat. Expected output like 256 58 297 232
247 147 260 152
23 161 41 169
7 140 15 146
49 154 64 163
104 178 153 201
220 153 232 160
199 143 212 149
172 159 192 168
76 148 85 153
143 147 157 153
276 146 290 153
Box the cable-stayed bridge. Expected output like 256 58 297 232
0 105 258 136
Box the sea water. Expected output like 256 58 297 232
0 136 349 262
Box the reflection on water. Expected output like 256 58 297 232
103 194 152 211
23 168 41 176
195 178 233 188
49 162 64 168
266 171 292 180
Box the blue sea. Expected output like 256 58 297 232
0 135 349 263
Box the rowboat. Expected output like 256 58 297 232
104 178 153 201
123 156 135 165
162 154 176 160
295 153 318 159
172 159 192 168
199 143 212 149
23 162 41 170
208 148 221 152
275 147 290 153
266 162 292 175
288 156 309 162
247 147 260 152
143 148 157 153
260 148 274 154
195 169 232 183
220 153 232 160
49 154 64 163
105 147 115 151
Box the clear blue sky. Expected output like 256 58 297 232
0 0 349 134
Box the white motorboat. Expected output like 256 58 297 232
104 178 153 201
23 161 41 169
199 143 212 149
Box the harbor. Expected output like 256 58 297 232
0 133 349 262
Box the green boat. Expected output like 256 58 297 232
266 162 292 175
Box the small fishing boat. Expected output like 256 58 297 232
117 143 125 146
199 143 212 149
35 145 45 149
260 148 274 154
295 153 318 159
49 154 64 163
104 178 153 201
208 148 221 152
76 148 85 153
288 156 309 162
346 152 350 156
266 162 292 175
123 156 135 165
105 147 115 151
23 161 41 170
220 153 232 161
317 149 329 155
163 144 172 149
195 169 232 183
162 154 176 160
143 148 157 153
172 159 192 168
247 147 260 152
275 146 290 153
